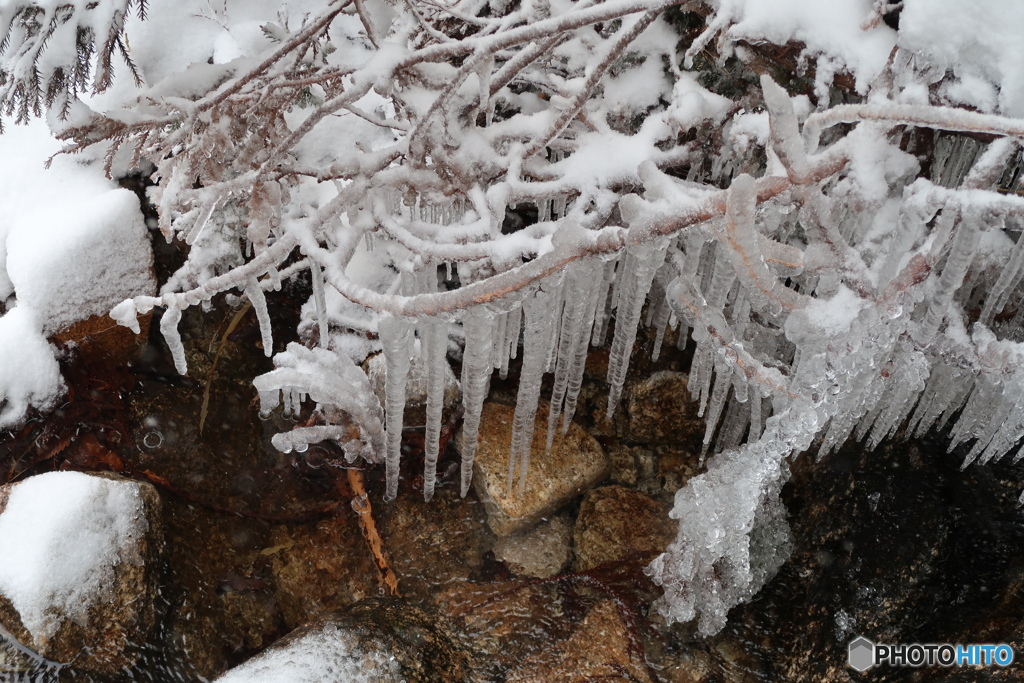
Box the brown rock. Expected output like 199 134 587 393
462 402 609 536
627 371 703 446
376 487 490 598
267 513 379 629
0 472 162 676
53 311 152 364
506 600 654 683
573 485 676 571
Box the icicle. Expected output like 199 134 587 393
378 316 415 501
459 307 495 497
716 396 749 451
547 260 598 450
508 285 555 494
421 318 447 501
591 260 616 346
917 207 981 345
508 305 522 360
309 259 329 349
606 241 668 418
491 311 508 370
499 307 520 379
160 305 188 375
563 260 607 433
700 367 731 459
544 278 566 375
414 268 448 502
980 224 1024 326
749 389 763 440
244 277 274 357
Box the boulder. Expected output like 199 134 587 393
626 371 703 447
215 599 468 683
461 402 608 536
506 600 654 683
0 471 162 675
573 485 676 571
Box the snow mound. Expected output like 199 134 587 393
0 119 154 335
0 472 148 641
215 623 401 683
0 307 63 429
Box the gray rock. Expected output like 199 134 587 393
494 514 573 578
460 402 609 536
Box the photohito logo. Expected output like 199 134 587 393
848 636 1014 671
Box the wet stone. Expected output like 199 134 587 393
608 443 639 487
493 514 573 579
266 512 379 630
377 486 490 598
627 371 703 447
0 472 163 676
506 600 654 683
217 599 469 683
573 485 677 572
161 501 286 679
461 401 609 536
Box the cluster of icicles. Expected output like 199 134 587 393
235 136 1024 518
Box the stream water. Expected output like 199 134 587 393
2 287 1024 682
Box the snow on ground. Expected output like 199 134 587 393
215 622 401 683
0 472 148 642
0 118 154 428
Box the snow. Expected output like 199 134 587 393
708 0 896 92
0 118 154 426
798 286 868 338
215 622 401 683
0 121 149 317
899 0 1024 116
0 472 147 642
0 307 63 429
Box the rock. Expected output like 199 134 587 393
506 600 654 683
494 514 573 579
0 471 162 675
461 402 609 536
216 599 469 683
573 485 676 572
608 443 639 486
365 347 461 428
53 310 152 365
377 487 490 597
720 437 1024 681
267 512 379 629
627 371 703 446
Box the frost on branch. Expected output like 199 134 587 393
11 0 1024 641
253 342 385 465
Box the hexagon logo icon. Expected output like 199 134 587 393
849 636 875 672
